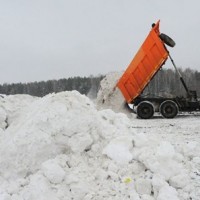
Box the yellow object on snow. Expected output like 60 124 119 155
124 177 132 184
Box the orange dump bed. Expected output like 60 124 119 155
117 21 169 103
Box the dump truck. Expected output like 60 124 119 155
117 20 200 119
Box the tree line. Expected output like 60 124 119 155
0 75 104 98
0 68 200 98
144 68 200 97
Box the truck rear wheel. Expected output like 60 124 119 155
160 100 178 118
137 101 154 119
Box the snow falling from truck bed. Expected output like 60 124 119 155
96 71 132 116
0 90 199 199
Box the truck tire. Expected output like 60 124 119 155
160 33 175 47
137 101 154 119
160 100 178 118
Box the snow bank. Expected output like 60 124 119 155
0 91 198 200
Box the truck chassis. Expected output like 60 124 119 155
133 95 200 119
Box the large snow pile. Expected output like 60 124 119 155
96 72 132 115
0 91 199 200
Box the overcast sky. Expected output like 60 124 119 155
0 0 200 84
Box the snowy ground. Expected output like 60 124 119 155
0 91 199 200
132 114 200 198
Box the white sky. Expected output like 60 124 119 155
0 0 200 84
